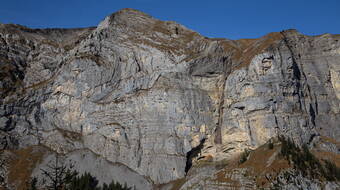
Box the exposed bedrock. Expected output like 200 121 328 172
0 8 339 188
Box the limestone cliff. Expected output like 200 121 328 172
0 8 339 190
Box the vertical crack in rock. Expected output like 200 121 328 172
136 125 142 168
133 51 142 72
185 138 206 174
291 58 301 81
214 58 231 144
309 104 316 126
245 114 255 147
281 31 309 115
314 93 318 114
214 74 226 144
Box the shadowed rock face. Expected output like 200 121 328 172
0 8 339 189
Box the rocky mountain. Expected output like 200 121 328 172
0 8 339 190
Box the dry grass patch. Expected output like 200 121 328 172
7 146 47 190
155 177 186 190
319 136 340 147
233 32 284 70
313 150 340 167
212 140 291 188
170 178 186 190
238 142 290 187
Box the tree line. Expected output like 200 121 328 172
27 154 132 190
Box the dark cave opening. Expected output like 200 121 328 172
185 138 206 174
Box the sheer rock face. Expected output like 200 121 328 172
208 32 340 159
0 8 339 188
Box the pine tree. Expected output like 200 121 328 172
102 180 131 190
66 172 99 190
40 154 77 190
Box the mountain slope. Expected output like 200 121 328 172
0 8 339 189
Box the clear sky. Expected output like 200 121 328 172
1 0 339 39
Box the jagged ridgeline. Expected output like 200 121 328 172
0 8 339 190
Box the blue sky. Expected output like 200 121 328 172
0 0 339 39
